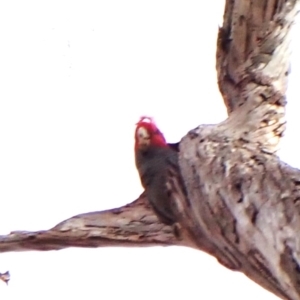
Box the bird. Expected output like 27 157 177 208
134 116 185 226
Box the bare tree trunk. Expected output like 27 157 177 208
1 0 299 299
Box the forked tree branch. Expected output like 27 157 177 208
1 0 300 300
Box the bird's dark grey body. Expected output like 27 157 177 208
135 145 179 225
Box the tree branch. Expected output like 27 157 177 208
0 194 192 252
179 125 300 300
216 0 298 153
1 1 300 300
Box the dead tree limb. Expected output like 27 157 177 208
1 0 300 299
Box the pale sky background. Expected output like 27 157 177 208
0 1 299 299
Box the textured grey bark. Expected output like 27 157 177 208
0 196 191 251
179 127 300 300
1 0 299 299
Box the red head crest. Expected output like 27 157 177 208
135 116 168 150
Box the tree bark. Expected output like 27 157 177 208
0 195 192 252
1 0 299 299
